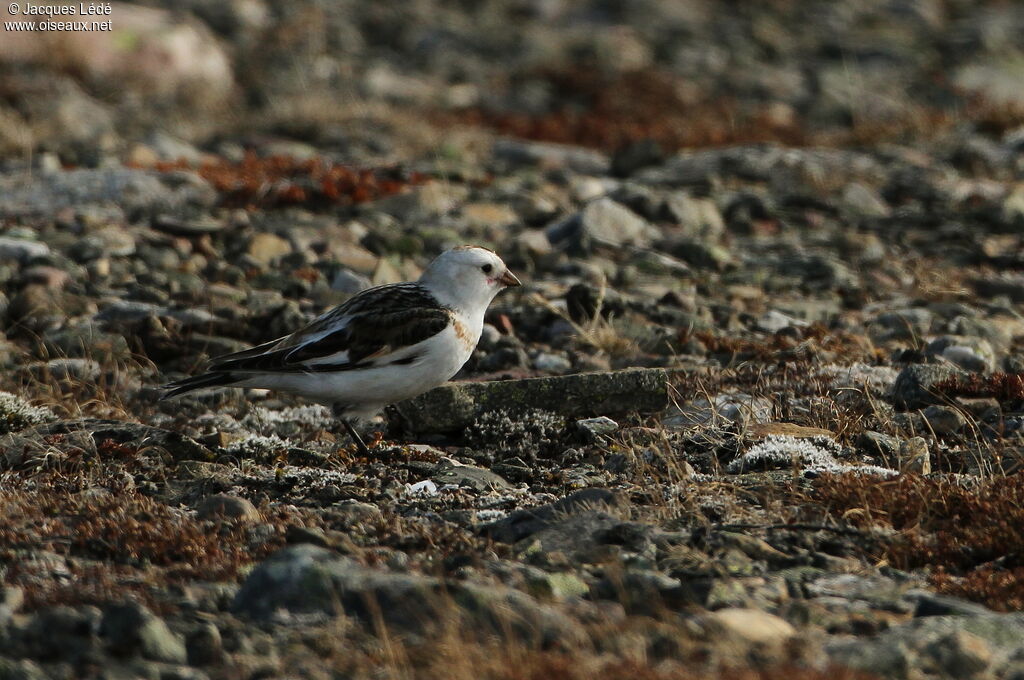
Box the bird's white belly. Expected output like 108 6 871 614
239 323 476 409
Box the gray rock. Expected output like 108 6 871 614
908 591 995 618
511 510 632 562
665 394 773 429
93 300 164 326
195 494 261 522
185 622 222 667
841 182 891 219
922 405 967 436
892 364 964 410
152 214 227 236
82 226 137 258
611 139 664 177
756 309 807 333
973 276 1024 303
898 437 931 474
0 658 48 680
333 500 383 525
576 416 619 440
450 581 586 647
0 237 50 263
0 586 24 625
145 131 203 164
100 601 187 664
590 569 684 616
233 544 581 644
11 75 115 165
668 239 733 271
6 285 92 334
955 56 1024 110
532 351 572 374
0 168 215 220
1003 184 1024 231
871 308 933 342
402 369 667 434
858 430 900 457
922 631 992 680
827 636 913 679
15 605 102 664
232 544 443 627
694 608 797 662
20 265 71 289
26 358 102 383
330 268 372 294
481 487 626 544
780 253 858 290
42 324 130 361
831 612 1024 677
807 573 912 612
550 197 656 250
577 197 654 246
246 233 292 266
432 462 511 492
661 192 725 240
492 139 610 175
926 336 996 373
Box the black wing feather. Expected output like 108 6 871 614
207 283 450 374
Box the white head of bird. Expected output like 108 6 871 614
419 246 521 312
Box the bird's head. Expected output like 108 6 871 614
420 245 521 311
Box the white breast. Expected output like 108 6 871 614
238 319 480 415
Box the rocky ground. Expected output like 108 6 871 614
2 1 1024 679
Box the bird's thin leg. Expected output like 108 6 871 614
332 403 372 456
342 420 372 457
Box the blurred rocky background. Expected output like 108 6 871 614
2 0 1023 166
2 2 1024 680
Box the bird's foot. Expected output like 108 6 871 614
341 419 372 457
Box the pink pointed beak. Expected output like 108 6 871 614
499 269 522 287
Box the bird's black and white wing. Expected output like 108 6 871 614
161 283 451 397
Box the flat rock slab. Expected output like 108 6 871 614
400 368 668 434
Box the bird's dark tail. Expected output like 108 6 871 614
160 372 241 400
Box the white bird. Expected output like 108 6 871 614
162 246 521 454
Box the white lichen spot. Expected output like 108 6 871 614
406 480 438 496
475 509 507 522
224 433 291 460
728 435 896 477
0 391 56 435
468 408 564 457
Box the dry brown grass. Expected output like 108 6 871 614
814 473 1024 611
142 153 429 210
531 283 641 361
0 462 314 611
693 325 880 367
439 66 1024 153
274 607 880 680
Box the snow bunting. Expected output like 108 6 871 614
162 246 521 454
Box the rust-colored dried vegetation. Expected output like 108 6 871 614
815 473 1024 611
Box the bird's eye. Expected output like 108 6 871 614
481 264 493 274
